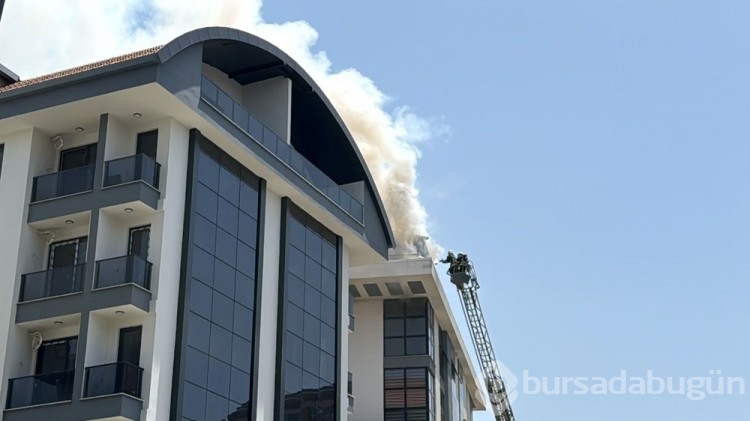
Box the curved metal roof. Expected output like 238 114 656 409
159 27 395 248
0 26 395 250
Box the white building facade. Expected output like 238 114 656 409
0 28 484 421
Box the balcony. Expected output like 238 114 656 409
84 362 143 399
95 255 152 290
200 76 364 224
347 371 354 413
347 394 355 414
32 165 94 202
19 264 85 302
103 154 160 190
5 370 74 409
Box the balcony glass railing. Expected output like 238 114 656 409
200 76 364 223
347 371 354 412
20 264 86 302
6 369 75 409
84 361 143 399
95 255 152 290
32 165 95 202
103 154 160 189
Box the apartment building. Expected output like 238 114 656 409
0 27 484 421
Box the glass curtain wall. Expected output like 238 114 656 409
175 134 262 421
277 200 340 421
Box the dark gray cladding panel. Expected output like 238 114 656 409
363 189 389 258
383 355 435 371
77 394 143 420
2 394 142 421
0 62 19 85
28 182 159 223
15 293 86 324
0 63 158 120
15 284 151 324
156 43 203 107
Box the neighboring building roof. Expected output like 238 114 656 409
0 62 19 85
0 46 161 94
349 257 488 411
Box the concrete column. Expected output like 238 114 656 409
253 189 282 421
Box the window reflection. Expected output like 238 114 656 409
383 298 434 358
180 138 262 421
280 201 339 420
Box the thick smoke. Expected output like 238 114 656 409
0 0 441 257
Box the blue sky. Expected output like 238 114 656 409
262 1 750 420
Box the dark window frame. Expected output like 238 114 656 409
128 225 151 259
117 326 143 366
35 336 78 375
59 143 97 171
0 144 4 179
383 298 434 357
136 129 159 159
48 236 88 269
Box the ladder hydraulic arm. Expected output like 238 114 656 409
441 253 516 421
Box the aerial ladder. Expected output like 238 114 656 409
440 252 516 421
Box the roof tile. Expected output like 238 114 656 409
0 46 162 94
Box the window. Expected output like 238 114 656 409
177 137 261 421
128 225 150 259
56 143 97 197
47 237 87 296
278 200 339 420
384 368 435 421
118 326 142 365
36 337 77 375
383 298 434 357
59 143 97 171
137 130 158 159
0 144 4 179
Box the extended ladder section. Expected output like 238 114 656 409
447 261 516 421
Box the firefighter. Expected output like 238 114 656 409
441 251 457 274
456 253 469 273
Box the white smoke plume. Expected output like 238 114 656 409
0 0 440 257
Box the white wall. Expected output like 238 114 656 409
254 190 282 421
434 314 443 421
103 115 133 161
338 246 350 421
85 312 147 368
203 63 243 103
0 128 63 405
85 313 109 367
104 113 164 163
94 211 129 262
141 118 189 421
241 76 292 142
51 131 98 173
348 299 384 421
95 210 153 262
